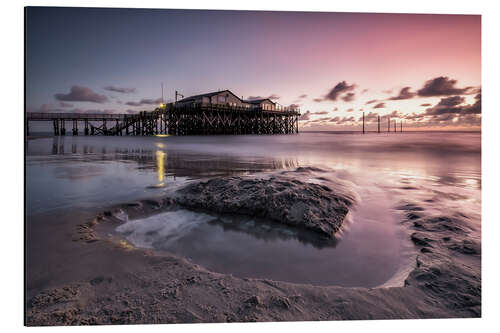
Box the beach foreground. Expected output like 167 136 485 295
25 133 481 325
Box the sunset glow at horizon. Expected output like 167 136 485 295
26 7 481 131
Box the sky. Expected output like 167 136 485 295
26 7 481 131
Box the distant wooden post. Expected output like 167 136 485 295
60 119 66 136
400 120 403 132
362 112 365 134
378 115 380 133
394 120 396 133
388 117 390 133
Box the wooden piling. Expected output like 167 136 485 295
362 112 365 134
378 115 380 133
60 119 66 136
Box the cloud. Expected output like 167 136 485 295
382 89 393 94
322 81 356 101
341 92 356 102
312 111 329 115
328 116 356 125
313 98 323 103
29 103 119 114
417 76 476 97
104 85 136 94
125 98 163 106
424 94 481 116
58 102 73 108
298 94 308 99
365 99 378 105
333 107 339 112
361 89 369 94
420 103 432 107
437 95 466 107
54 86 108 103
373 102 386 109
247 94 280 101
388 87 416 100
310 117 331 123
346 108 354 112
299 110 311 121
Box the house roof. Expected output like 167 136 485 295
178 90 244 103
243 98 276 105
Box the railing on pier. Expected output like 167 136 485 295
170 102 300 114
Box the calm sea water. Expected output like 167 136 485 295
26 132 481 287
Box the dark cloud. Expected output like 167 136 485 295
373 102 386 109
310 117 331 123
333 107 339 112
424 94 481 116
312 111 329 115
247 96 264 100
346 108 354 112
341 92 356 102
359 112 379 122
313 98 323 103
55 85 108 103
298 94 308 99
30 103 119 114
365 99 378 105
58 102 73 108
323 81 356 101
125 98 163 106
30 104 66 113
417 76 476 97
388 87 416 100
328 116 356 125
437 95 466 107
247 94 280 101
104 85 136 94
420 103 432 107
299 110 311 121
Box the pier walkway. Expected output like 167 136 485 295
26 103 301 136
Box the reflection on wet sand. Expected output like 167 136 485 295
44 136 299 181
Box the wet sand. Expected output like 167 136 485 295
25 133 481 325
26 168 480 325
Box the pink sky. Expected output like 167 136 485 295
27 9 481 131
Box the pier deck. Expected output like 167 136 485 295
26 103 300 136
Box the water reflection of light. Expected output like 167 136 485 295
156 150 165 185
155 134 170 138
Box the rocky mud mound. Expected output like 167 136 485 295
175 175 356 238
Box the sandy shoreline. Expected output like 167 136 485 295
25 169 481 325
